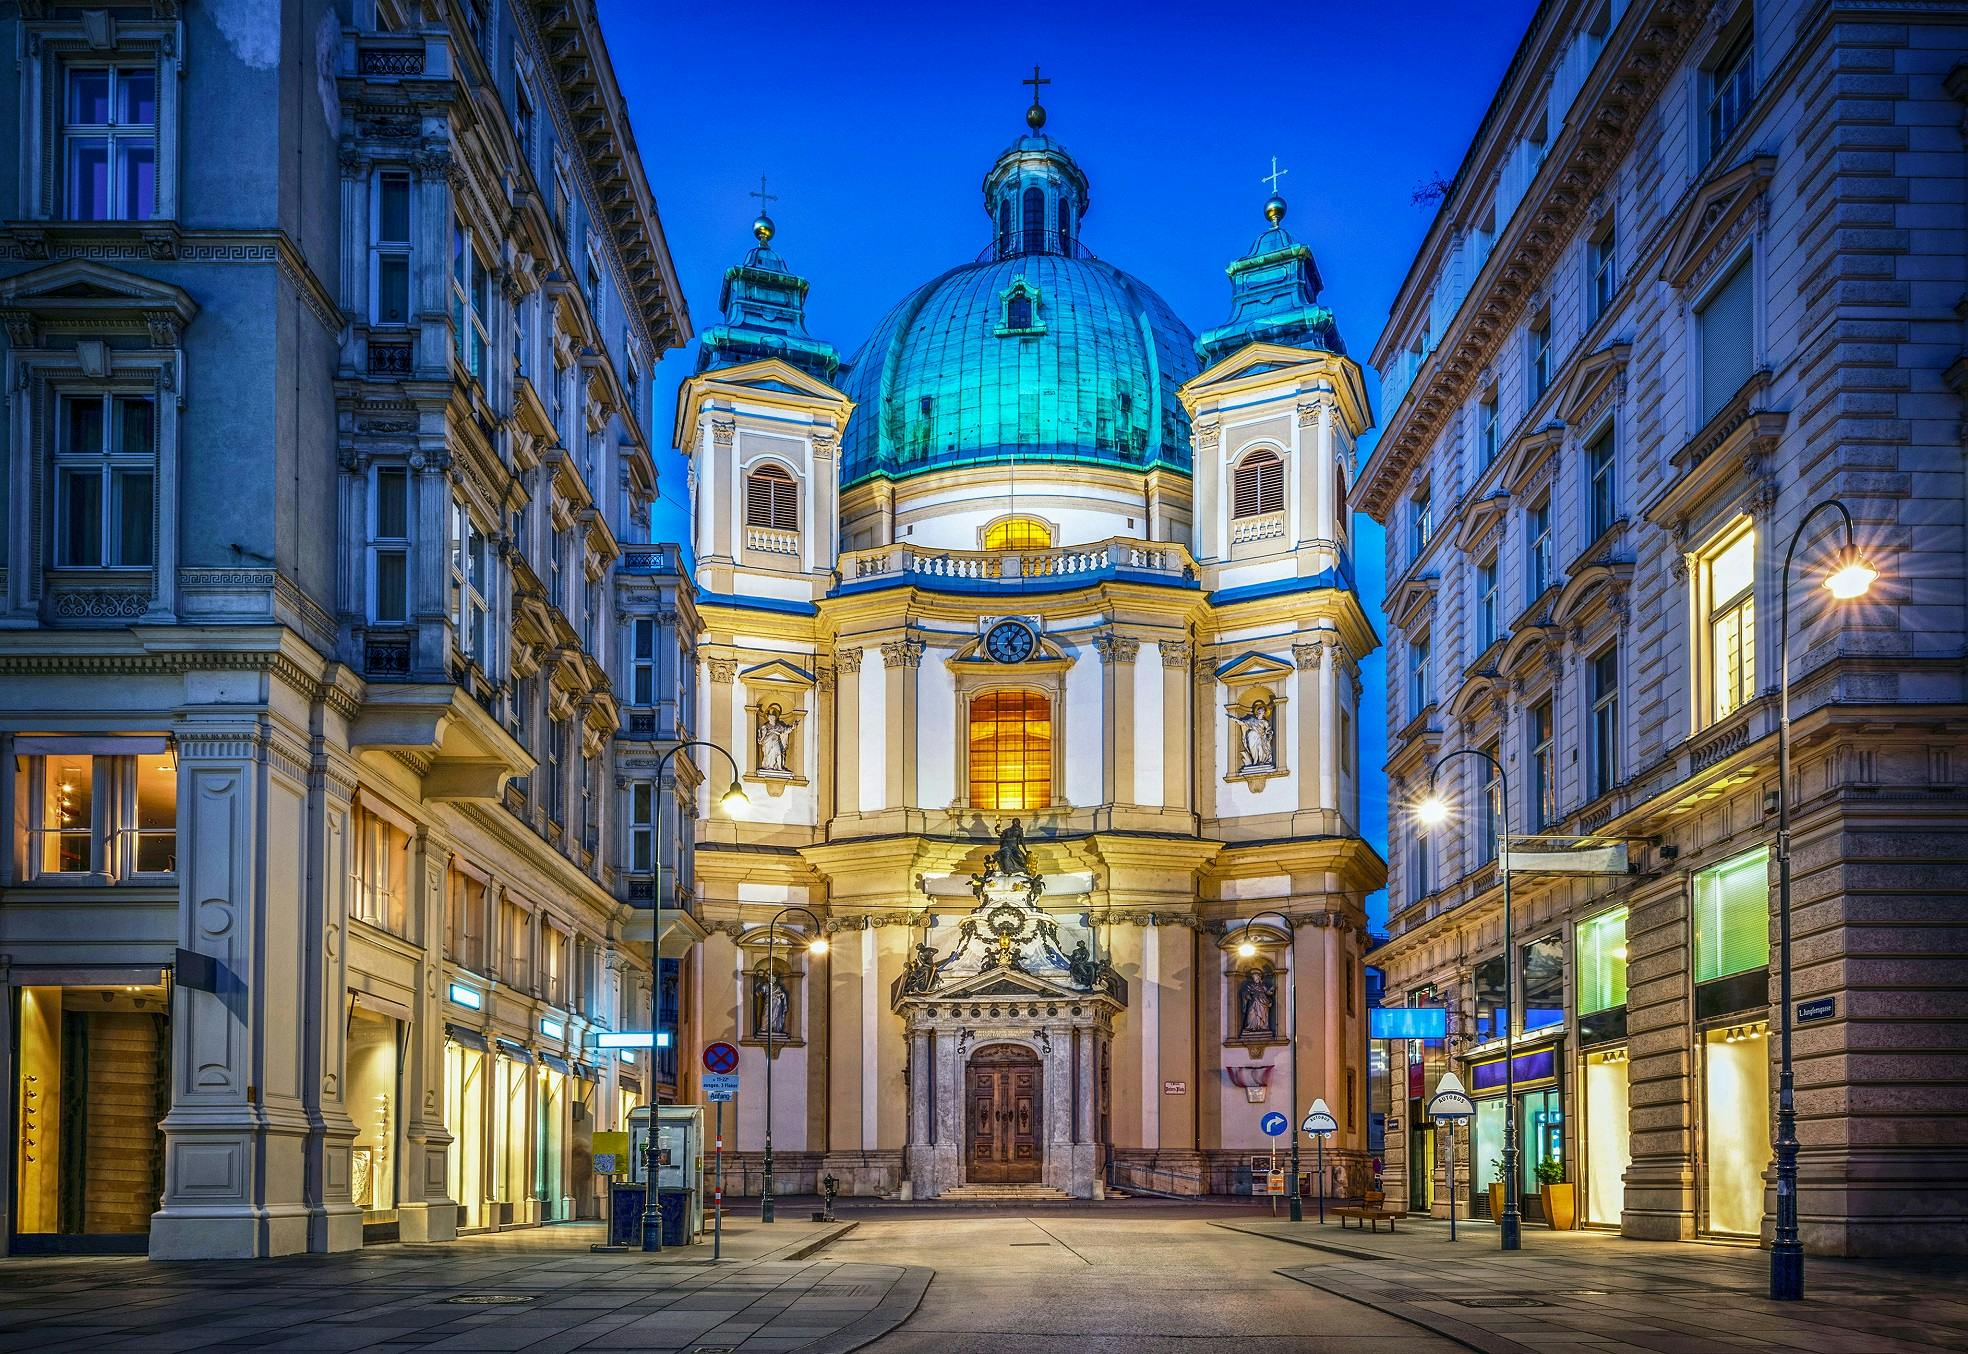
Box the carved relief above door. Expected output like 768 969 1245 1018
965 1042 1041 1184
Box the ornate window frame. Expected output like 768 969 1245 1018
17 7 183 229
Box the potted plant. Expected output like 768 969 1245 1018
1487 1158 1505 1223
1538 1158 1576 1230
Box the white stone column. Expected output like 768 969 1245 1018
398 830 457 1242
151 721 315 1259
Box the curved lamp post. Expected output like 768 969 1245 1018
641 740 748 1253
1416 747 1518 1251
760 904 827 1223
1772 500 1876 1300
1233 910 1300 1223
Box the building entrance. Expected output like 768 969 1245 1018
965 1043 1041 1184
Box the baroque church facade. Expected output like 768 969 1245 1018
673 95 1384 1199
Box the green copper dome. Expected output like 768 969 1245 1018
839 121 1197 487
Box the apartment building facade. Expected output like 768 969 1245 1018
1362 0 1967 1256
0 0 692 1258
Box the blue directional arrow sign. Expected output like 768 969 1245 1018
1259 1111 1290 1137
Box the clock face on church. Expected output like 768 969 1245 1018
983 620 1037 663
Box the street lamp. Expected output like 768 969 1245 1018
1772 500 1876 1301
1232 910 1301 1223
1415 746 1520 1251
760 904 827 1224
641 740 748 1253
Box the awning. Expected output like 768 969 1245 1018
14 735 168 755
572 1062 601 1081
540 1052 572 1075
495 1040 534 1064
445 1024 490 1052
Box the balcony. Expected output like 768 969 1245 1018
837 536 1197 595
745 526 800 557
349 683 535 803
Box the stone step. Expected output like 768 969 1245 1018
935 1185 1074 1201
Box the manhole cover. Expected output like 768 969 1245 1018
1456 1297 1550 1309
444 1294 537 1305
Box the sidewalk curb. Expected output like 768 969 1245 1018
771 1220 858 1262
793 1264 934 1354
1206 1217 1401 1263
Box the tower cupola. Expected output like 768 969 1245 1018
982 68 1089 259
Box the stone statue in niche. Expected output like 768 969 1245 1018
754 969 791 1039
756 704 794 774
1228 699 1276 771
1239 964 1277 1037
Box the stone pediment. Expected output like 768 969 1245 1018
0 258 197 339
739 657 814 687
1213 651 1293 684
697 355 845 405
1662 154 1775 289
898 960 1123 1010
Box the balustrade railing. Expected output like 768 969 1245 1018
841 536 1194 589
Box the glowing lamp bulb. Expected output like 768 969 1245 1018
719 781 750 814
807 937 829 957
1823 549 1877 601
1237 941 1258 959
1415 796 1450 827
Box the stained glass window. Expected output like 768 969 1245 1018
968 690 1051 810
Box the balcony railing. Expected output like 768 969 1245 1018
840 537 1196 592
1229 511 1286 545
745 526 800 556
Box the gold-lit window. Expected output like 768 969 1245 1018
1700 523 1756 723
983 516 1052 551
968 690 1052 810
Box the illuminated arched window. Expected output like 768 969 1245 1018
983 517 1052 551
1231 449 1285 519
1021 186 1045 254
969 690 1051 810
745 463 797 531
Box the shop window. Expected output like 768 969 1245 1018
444 1039 488 1231
1693 847 1770 984
744 463 798 532
1696 256 1754 423
55 392 155 571
15 747 175 880
346 1007 402 1218
62 64 156 220
370 466 411 625
983 516 1052 551
351 807 410 935
1520 933 1564 1033
1697 521 1756 724
1231 449 1285 519
1583 1047 1630 1227
968 689 1052 810
1702 1022 1771 1235
1576 906 1629 1015
370 170 412 326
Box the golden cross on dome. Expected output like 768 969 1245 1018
1263 156 1290 196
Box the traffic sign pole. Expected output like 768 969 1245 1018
713 1101 724 1261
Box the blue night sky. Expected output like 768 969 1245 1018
602 0 1539 929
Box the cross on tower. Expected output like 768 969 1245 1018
1262 156 1290 196
1023 63 1051 108
749 175 778 211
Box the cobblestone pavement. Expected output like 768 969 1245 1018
0 1222 928 1353
1219 1215 1968 1353
837 1213 1459 1353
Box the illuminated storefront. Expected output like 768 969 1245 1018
443 1028 489 1232
345 1002 404 1231
10 979 170 1253
1468 1043 1563 1213
1576 905 1631 1228
1693 849 1774 1238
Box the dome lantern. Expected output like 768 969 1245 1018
983 66 1089 260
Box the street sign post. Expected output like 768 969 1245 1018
703 1072 739 1102
703 1041 740 1074
1259 1111 1289 1137
700 1045 739 1262
1302 1098 1339 1224
1427 1072 1476 1241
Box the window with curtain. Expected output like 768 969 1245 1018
1694 848 1771 983
968 690 1052 810
745 464 798 531
1576 906 1629 1014
1697 257 1754 422
1703 524 1756 722
983 517 1052 551
351 807 410 935
1232 449 1285 519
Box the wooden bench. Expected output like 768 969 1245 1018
1334 1190 1403 1232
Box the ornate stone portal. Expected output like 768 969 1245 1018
896 824 1127 1199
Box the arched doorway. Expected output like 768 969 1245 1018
965 1043 1041 1184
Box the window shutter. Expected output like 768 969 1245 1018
745 466 797 531
1693 848 1771 983
1232 452 1284 519
1698 259 1754 422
